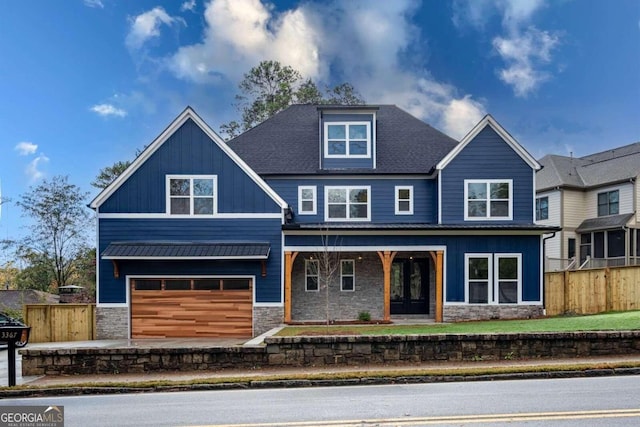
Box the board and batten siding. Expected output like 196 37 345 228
284 233 541 303
439 126 534 224
583 182 634 219
267 178 437 224
98 218 282 304
99 119 281 214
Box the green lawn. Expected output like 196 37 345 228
276 310 640 336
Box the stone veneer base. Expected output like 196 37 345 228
21 331 640 376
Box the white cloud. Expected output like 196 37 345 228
83 0 104 8
90 103 127 117
181 0 196 12
167 0 485 138
25 154 49 182
453 0 559 97
14 142 38 156
493 28 559 97
126 7 182 50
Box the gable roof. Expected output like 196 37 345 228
227 104 459 175
89 107 287 209
537 142 640 191
436 114 540 171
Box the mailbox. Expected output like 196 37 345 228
0 325 31 347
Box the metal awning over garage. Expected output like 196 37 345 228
101 241 271 260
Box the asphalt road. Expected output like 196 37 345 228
2 375 640 426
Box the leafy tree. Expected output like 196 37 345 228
13 175 92 290
91 160 131 189
220 60 365 140
0 261 19 290
14 251 56 292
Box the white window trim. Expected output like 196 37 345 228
464 179 513 221
535 196 549 221
324 185 371 222
340 259 355 292
166 175 218 216
395 185 414 215
298 185 317 215
464 253 522 305
324 121 371 159
305 259 319 292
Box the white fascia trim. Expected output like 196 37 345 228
90 107 288 210
283 229 550 236
284 245 447 252
436 115 541 171
97 213 282 219
372 111 377 169
267 174 434 180
437 172 442 224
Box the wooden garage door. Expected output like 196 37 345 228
131 277 252 338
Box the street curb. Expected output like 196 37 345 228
2 366 640 398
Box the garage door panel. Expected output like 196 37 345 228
131 282 252 338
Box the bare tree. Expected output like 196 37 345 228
314 231 341 328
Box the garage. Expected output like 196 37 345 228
130 277 253 338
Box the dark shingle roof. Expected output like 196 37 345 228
537 142 640 191
102 242 270 259
575 213 635 233
228 104 459 175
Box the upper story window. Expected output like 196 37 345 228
298 186 317 215
464 179 512 220
597 190 619 216
324 122 371 158
536 197 549 221
395 186 413 215
325 186 371 221
167 175 217 215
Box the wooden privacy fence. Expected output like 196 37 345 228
545 266 640 316
24 304 96 343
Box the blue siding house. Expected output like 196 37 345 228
91 105 555 339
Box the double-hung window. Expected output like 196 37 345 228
305 259 319 292
395 186 413 215
298 186 317 215
465 180 512 220
324 122 371 158
167 175 216 215
325 186 371 221
535 197 549 221
465 254 521 304
597 190 619 216
340 260 355 291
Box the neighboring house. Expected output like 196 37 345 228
0 290 59 313
91 105 555 339
536 143 640 271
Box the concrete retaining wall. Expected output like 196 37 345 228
21 331 640 376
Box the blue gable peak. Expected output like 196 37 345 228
436 114 541 172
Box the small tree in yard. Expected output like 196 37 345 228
315 232 341 328
12 175 92 291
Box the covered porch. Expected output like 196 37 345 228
283 248 444 324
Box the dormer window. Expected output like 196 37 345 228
324 122 371 158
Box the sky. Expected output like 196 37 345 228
0 0 639 245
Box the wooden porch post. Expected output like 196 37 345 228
284 251 298 323
377 250 397 322
435 250 444 323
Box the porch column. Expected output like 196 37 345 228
377 250 397 322
435 250 444 323
284 251 298 323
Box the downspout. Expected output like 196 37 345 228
542 231 557 314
